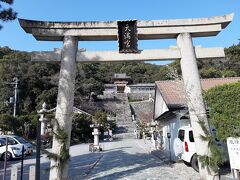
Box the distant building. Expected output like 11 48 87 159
104 73 154 94
128 83 155 93
113 73 131 93
104 73 130 94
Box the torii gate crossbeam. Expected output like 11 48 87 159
19 14 233 41
32 47 225 62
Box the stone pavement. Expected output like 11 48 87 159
1 138 233 180
1 144 104 180
87 138 199 180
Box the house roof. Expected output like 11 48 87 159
155 77 240 108
47 106 92 116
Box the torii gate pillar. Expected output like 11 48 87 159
177 33 213 179
49 36 78 180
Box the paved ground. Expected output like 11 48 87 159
0 137 203 180
87 139 199 180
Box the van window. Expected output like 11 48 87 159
189 131 194 142
178 130 185 142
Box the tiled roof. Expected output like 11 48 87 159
155 77 240 108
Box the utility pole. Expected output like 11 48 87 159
13 77 18 117
1 77 19 116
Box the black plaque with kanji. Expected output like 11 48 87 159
117 20 138 53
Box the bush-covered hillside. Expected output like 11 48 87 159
0 45 239 141
0 45 239 115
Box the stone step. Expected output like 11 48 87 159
114 93 136 140
116 121 135 124
116 118 132 121
116 126 135 131
113 132 135 140
116 112 130 114
115 124 134 129
116 122 134 125
116 122 135 126
116 117 132 121
116 113 131 116
116 109 131 113
115 128 135 133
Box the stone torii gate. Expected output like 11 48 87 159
19 13 233 180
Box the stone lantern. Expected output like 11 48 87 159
149 121 157 149
38 102 48 136
36 102 49 180
90 123 102 150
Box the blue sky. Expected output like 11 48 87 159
0 0 240 61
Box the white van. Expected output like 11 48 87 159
176 126 199 172
175 126 226 172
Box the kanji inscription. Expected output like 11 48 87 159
117 20 138 53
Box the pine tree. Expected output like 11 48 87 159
0 0 17 29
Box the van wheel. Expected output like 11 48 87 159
191 154 199 172
2 151 12 161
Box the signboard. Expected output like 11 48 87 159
117 20 138 53
227 137 240 169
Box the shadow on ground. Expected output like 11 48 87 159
0 139 204 180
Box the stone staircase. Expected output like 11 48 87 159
114 93 136 139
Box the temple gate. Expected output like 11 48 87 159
19 13 233 180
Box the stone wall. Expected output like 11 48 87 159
127 92 155 102
96 93 154 124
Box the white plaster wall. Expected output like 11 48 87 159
154 88 169 119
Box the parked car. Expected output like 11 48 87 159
175 126 226 172
0 135 33 156
176 126 199 172
0 138 23 161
